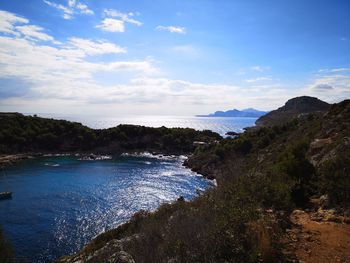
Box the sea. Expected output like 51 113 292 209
0 116 257 262
34 114 258 136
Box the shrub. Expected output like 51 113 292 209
233 138 253 154
272 140 316 207
319 155 350 205
0 227 14 263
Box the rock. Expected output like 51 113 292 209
343 137 350 146
310 138 332 149
319 194 330 208
290 210 310 225
109 251 135 263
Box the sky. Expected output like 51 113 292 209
0 0 349 116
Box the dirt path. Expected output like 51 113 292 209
287 210 350 263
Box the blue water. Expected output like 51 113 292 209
0 154 211 262
36 114 258 136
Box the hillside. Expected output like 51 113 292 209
197 108 267 117
0 113 221 159
56 99 350 263
256 96 330 126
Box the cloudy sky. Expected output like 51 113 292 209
0 0 349 116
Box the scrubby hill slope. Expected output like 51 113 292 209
256 96 330 127
58 99 350 263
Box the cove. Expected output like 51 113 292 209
0 154 211 263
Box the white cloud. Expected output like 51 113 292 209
68 0 76 7
15 25 55 42
43 0 94 20
0 11 157 112
319 68 350 73
330 68 350 73
0 18 297 115
76 3 94 15
156 25 186 34
68 38 127 55
43 0 74 19
96 18 125 32
250 66 270 72
0 35 155 79
245 77 272 83
1 12 347 116
0 11 57 43
0 28 297 114
103 9 142 26
0 10 28 35
96 9 142 33
312 84 333 91
305 71 350 103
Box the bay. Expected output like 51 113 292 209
0 155 211 262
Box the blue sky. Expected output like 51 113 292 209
0 0 349 116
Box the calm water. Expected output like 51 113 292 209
0 154 211 262
36 114 258 136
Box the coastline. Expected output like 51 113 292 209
0 154 36 168
1 151 212 262
0 151 216 179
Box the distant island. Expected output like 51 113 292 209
197 108 267 118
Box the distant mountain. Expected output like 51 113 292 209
197 108 267 118
256 96 330 126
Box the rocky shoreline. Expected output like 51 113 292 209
0 151 190 168
0 154 36 168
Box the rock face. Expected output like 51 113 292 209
256 96 330 126
58 239 136 263
307 100 350 167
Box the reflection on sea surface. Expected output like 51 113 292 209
0 154 211 263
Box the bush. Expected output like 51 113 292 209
0 227 14 263
272 140 316 207
233 138 253 154
319 155 350 205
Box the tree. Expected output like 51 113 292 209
0 227 14 263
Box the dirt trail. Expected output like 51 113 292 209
287 210 350 263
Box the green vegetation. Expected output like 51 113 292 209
271 140 316 207
0 113 221 154
318 154 350 206
0 227 13 263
